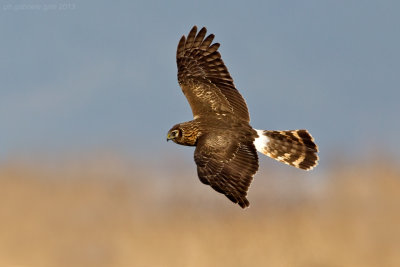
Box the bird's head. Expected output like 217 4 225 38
167 121 200 146
167 124 183 144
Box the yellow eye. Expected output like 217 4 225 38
171 129 179 137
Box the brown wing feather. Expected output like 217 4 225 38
177 26 250 122
194 134 259 208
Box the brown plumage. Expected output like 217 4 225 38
167 26 319 208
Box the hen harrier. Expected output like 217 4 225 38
167 26 318 208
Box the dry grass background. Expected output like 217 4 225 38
0 153 399 267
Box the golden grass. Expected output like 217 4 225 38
0 155 399 267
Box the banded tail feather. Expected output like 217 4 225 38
254 129 319 170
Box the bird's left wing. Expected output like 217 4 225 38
194 133 259 208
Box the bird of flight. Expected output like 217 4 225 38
167 26 319 208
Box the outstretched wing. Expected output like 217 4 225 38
194 134 259 208
177 26 250 122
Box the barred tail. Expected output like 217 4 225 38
254 129 319 170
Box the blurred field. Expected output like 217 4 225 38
0 153 399 267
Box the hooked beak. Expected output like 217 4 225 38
166 133 172 142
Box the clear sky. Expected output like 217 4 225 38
1 1 399 163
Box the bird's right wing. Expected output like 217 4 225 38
177 26 250 122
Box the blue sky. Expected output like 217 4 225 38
1 1 399 164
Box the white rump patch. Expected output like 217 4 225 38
254 129 270 154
